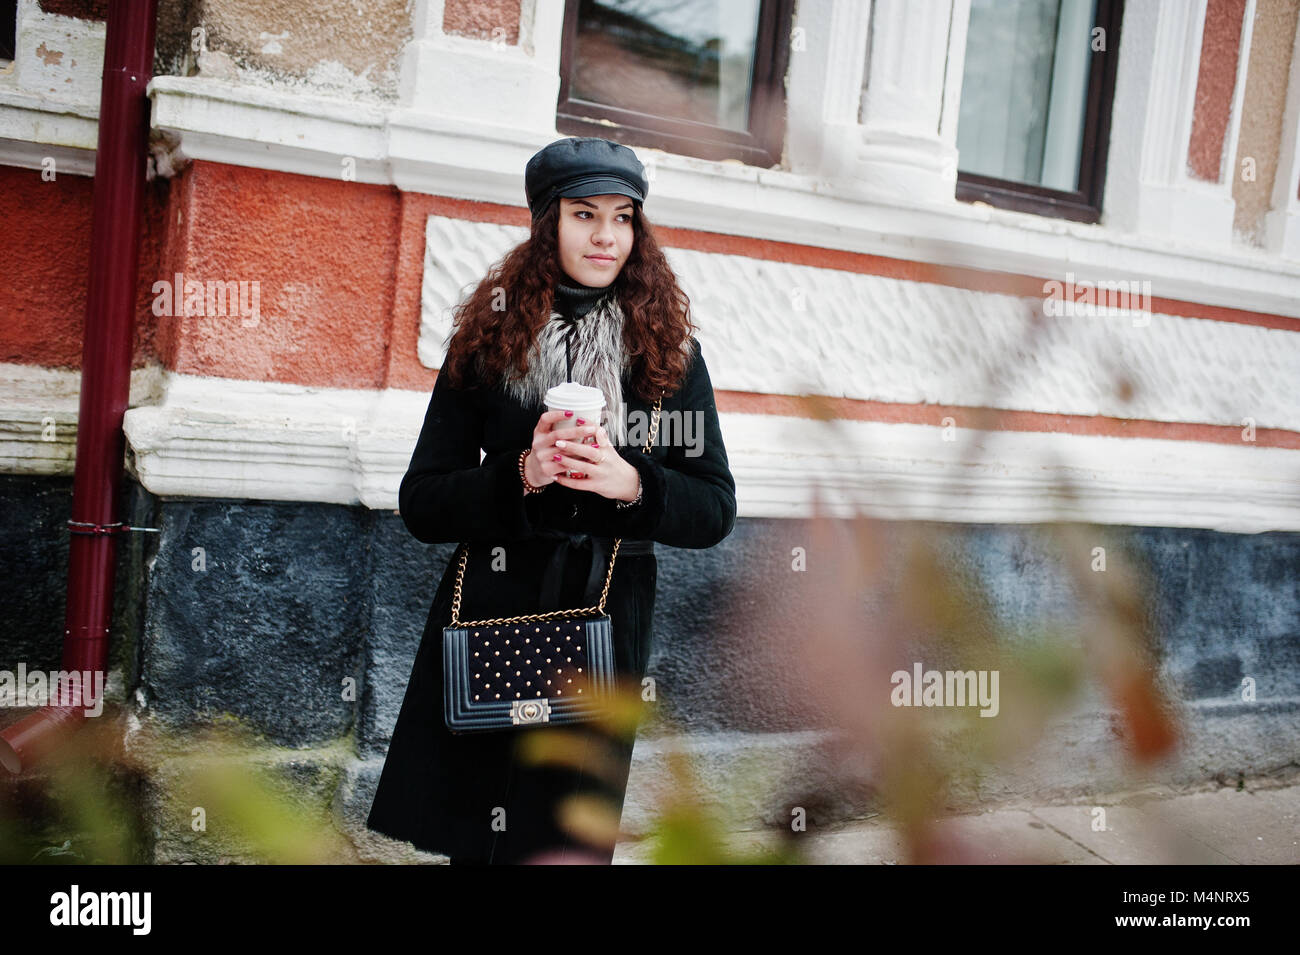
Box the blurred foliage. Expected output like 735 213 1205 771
641 746 804 865
0 713 355 864
613 351 1180 863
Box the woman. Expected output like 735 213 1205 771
365 137 737 864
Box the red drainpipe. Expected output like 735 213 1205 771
0 0 159 773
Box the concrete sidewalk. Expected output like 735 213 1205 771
612 775 1300 864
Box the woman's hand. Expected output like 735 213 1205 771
524 410 640 501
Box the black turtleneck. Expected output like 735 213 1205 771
554 277 612 322
554 277 614 381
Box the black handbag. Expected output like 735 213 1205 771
443 394 662 732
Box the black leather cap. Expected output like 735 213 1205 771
525 137 649 220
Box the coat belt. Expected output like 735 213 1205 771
537 534 655 612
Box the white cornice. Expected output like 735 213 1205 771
1 364 1295 532
119 370 420 511
112 371 1300 533
0 89 98 175
0 364 163 474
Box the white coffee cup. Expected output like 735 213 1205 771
544 382 605 477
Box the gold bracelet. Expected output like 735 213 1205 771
615 472 643 509
518 449 546 494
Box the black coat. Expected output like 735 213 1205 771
365 338 737 863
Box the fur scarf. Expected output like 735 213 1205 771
501 292 692 447
447 292 692 447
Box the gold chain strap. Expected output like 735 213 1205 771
449 393 663 628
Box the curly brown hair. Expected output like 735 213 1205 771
438 200 696 403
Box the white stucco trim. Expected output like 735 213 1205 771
418 214 1300 433
0 0 105 106
119 369 421 511
784 0 870 176
727 412 1300 535
0 363 163 474
1 364 1295 532
0 118 97 175
0 0 105 174
834 0 967 202
397 0 564 133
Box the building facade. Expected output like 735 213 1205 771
1 0 1298 862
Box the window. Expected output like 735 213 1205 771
556 0 795 167
955 0 1124 222
1 0 17 62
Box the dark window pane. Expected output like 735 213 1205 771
957 0 1098 189
570 0 761 131
0 0 16 62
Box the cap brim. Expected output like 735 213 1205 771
555 178 644 204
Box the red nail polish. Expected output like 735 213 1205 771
577 418 585 425
552 454 562 462
593 441 599 448
564 410 573 417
